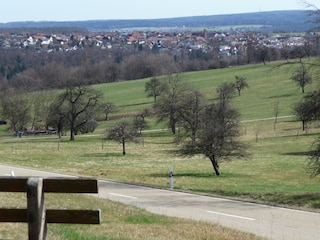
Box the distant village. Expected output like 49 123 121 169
0 29 312 56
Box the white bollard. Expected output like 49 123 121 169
169 168 173 190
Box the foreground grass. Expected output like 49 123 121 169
0 193 265 240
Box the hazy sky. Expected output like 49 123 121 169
0 0 316 23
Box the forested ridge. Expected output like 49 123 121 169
0 10 315 32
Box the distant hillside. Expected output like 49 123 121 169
0 10 316 32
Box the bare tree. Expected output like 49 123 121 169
98 61 120 83
145 77 167 103
291 46 306 63
301 0 320 23
30 91 56 132
256 45 271 65
273 99 280 124
107 119 141 155
104 102 118 120
291 63 312 93
35 62 70 89
133 109 150 134
175 89 204 147
293 101 312 131
179 98 248 176
216 82 235 106
155 73 187 134
233 76 249 96
1 91 31 133
175 83 248 176
272 99 280 130
293 89 320 130
77 119 99 134
307 137 320 177
57 85 103 141
281 47 291 63
46 100 68 138
244 33 256 64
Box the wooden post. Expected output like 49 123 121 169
27 178 47 240
0 176 100 238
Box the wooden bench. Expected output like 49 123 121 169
0 177 101 240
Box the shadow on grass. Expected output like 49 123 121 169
150 171 247 178
262 192 320 209
282 130 320 137
150 172 215 178
268 93 294 99
119 101 153 108
281 151 313 156
269 61 301 70
202 189 320 210
80 152 123 158
208 191 320 209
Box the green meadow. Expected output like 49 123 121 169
97 60 319 120
1 59 319 239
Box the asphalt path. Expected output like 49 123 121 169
1 164 320 240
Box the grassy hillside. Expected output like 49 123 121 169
1 59 320 211
98 60 319 121
1 59 320 239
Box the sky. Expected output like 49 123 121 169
0 0 316 23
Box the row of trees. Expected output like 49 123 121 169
158 75 250 176
1 57 319 176
1 84 104 141
1 55 319 176
108 74 249 175
108 62 320 177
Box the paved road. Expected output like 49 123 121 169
1 164 320 240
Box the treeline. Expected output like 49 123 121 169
0 36 320 93
0 27 88 35
0 10 314 32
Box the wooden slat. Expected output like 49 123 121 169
0 208 27 222
0 177 27 192
44 178 98 193
47 209 101 224
0 177 98 193
0 209 101 224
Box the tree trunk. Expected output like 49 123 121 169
210 156 220 176
70 120 75 141
57 123 62 138
70 122 75 141
122 139 126 155
70 130 75 141
170 124 176 134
